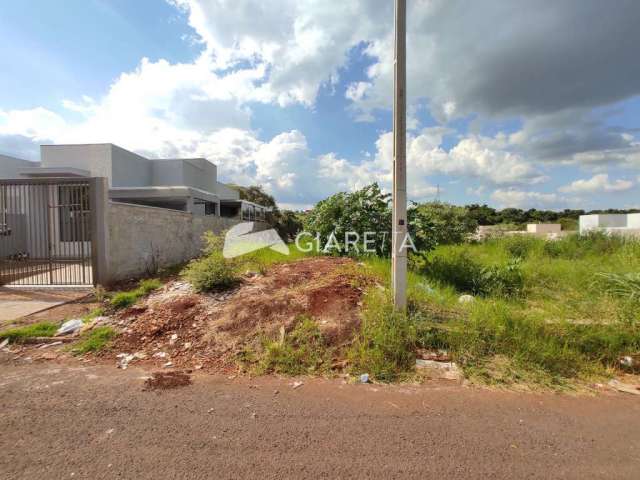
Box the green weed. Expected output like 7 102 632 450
71 326 116 354
0 322 58 343
110 278 162 309
255 316 332 375
348 290 417 382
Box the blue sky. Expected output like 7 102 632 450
1 0 639 210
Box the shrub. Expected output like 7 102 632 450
0 322 58 343
595 272 640 301
72 326 116 354
502 236 540 259
349 291 417 381
256 316 332 375
182 255 239 292
423 250 524 298
304 183 392 256
408 202 478 249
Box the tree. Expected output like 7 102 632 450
304 183 392 255
408 202 478 250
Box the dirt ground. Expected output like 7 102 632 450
1 358 640 479
107 257 369 372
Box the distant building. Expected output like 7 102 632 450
579 214 640 236
526 224 561 235
0 144 268 220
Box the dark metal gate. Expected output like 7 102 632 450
0 178 96 286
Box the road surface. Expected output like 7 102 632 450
1 359 639 479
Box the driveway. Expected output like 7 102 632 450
1 359 639 479
0 288 89 323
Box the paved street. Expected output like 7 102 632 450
1 359 639 479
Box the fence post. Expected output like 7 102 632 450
90 177 110 286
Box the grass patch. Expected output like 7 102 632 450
0 322 58 343
348 290 417 382
110 278 162 309
254 316 332 375
82 308 105 322
71 326 116 354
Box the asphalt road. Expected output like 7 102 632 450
1 360 639 479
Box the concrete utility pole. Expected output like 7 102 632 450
392 0 407 310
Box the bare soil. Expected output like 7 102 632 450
143 370 193 391
108 257 369 372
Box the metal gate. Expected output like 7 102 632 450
0 178 97 286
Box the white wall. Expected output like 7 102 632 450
111 145 152 187
41 144 112 181
0 154 39 178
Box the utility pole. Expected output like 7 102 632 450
392 0 407 310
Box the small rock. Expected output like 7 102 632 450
458 294 475 304
163 361 174 368
0 339 8 349
133 352 147 360
169 334 178 346
207 408 214 414
292 381 304 389
359 373 370 384
251 412 257 419
273 389 280 395
194 364 203 370
416 359 463 381
153 352 168 359
183 342 192 350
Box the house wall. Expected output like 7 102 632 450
110 145 152 188
526 224 561 234
0 154 40 178
105 202 268 282
41 144 112 181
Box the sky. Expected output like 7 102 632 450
0 0 639 211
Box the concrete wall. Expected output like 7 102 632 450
106 202 257 282
216 182 240 200
41 144 112 181
579 214 640 237
527 224 561 234
111 145 152 188
0 154 40 178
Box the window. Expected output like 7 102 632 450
58 185 91 242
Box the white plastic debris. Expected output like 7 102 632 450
292 381 304 389
116 353 135 369
458 294 475 304
359 373 370 384
153 351 168 359
56 319 84 336
169 334 178 345
163 361 174 368
0 339 9 349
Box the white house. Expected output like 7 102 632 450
1 144 268 221
579 213 640 236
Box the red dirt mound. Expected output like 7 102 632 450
109 257 372 372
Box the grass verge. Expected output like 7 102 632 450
0 322 58 343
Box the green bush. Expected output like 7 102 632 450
502 236 540 259
595 272 640 301
349 291 417 381
182 255 239 292
408 201 478 249
423 250 524 298
0 322 58 343
256 316 332 375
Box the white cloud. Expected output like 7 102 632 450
491 189 561 209
559 174 634 194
